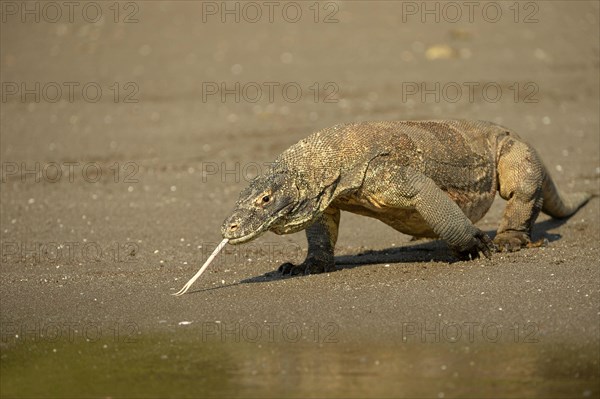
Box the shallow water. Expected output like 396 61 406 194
1 330 597 398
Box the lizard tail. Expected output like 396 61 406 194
541 168 591 219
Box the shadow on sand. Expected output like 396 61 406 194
183 217 567 294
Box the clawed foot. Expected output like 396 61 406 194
452 229 496 261
494 231 532 252
278 258 335 275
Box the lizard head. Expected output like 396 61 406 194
221 170 305 244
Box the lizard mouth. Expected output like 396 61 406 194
224 202 297 245
227 229 265 245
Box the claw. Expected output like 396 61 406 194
526 238 548 249
277 258 334 275
453 230 495 261
277 262 295 275
494 231 531 252
477 231 496 259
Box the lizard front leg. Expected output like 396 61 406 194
365 163 495 260
411 174 496 260
279 206 340 275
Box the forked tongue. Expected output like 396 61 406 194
172 238 229 296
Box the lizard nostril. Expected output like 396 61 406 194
229 223 239 231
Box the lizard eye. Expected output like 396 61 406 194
255 193 272 207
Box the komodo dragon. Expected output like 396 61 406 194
221 120 591 275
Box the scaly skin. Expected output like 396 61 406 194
221 120 591 275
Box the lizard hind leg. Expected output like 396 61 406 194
495 137 544 252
